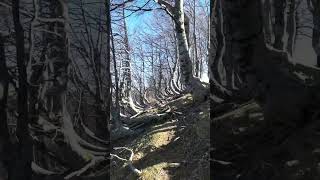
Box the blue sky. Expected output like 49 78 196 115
125 0 156 36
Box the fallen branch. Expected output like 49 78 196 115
111 147 142 176
213 101 261 122
127 112 172 130
212 159 232 165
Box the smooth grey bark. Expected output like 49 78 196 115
175 0 193 89
155 0 194 90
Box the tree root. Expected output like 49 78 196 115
64 156 106 179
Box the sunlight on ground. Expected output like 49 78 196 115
139 162 170 180
111 94 210 180
149 128 175 148
133 122 176 162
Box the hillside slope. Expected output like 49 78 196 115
111 94 210 180
213 101 320 180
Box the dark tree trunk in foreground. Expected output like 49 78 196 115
12 0 33 179
286 0 296 56
0 34 9 142
307 0 320 67
210 0 320 127
262 0 272 45
273 0 286 50
0 34 10 180
104 0 112 140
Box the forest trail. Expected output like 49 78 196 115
213 101 320 180
111 94 210 180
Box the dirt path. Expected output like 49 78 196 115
111 94 210 180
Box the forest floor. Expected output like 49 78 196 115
213 101 320 180
110 94 210 180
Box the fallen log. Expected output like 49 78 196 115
126 112 172 128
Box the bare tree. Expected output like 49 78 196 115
0 33 10 180
210 0 320 132
12 0 33 179
307 0 320 67
154 0 194 89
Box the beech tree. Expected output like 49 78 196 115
307 0 320 67
154 0 194 90
12 0 32 179
210 0 320 134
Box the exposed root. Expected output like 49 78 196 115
32 162 61 175
79 119 109 145
64 156 106 179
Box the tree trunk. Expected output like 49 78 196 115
174 0 194 89
158 52 163 95
311 5 320 67
111 26 121 129
193 0 199 78
105 0 112 138
273 0 286 50
0 34 10 180
212 0 265 102
262 0 273 45
210 0 223 86
93 46 108 139
12 0 33 179
121 6 131 100
211 0 320 130
286 0 296 56
0 34 9 142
